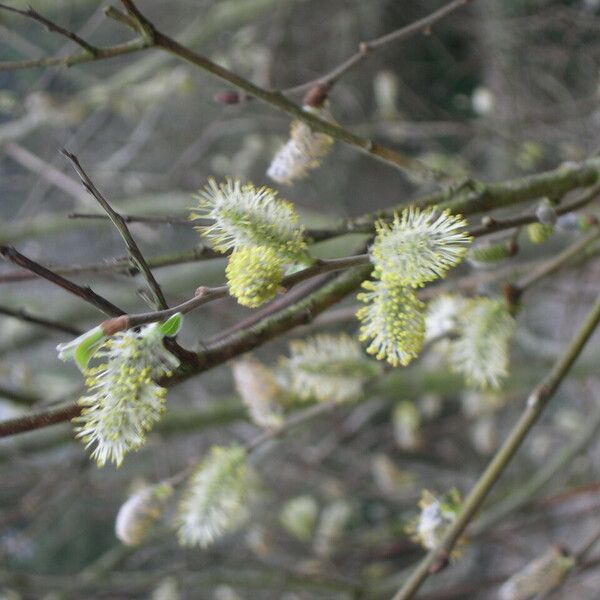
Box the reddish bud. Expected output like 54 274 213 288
303 83 329 108
213 90 241 105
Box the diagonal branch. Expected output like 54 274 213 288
61 149 168 310
285 0 474 95
0 264 371 437
0 2 99 55
391 291 600 600
0 246 124 317
107 0 443 182
0 304 82 336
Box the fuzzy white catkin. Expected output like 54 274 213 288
498 546 574 600
176 445 254 548
231 356 284 428
115 482 173 546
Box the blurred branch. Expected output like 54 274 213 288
0 2 100 55
510 228 600 296
3 142 85 203
0 383 40 407
61 149 168 310
392 291 600 600
472 399 600 535
0 304 82 335
103 0 445 182
284 0 475 95
0 264 371 437
0 246 124 317
0 245 222 284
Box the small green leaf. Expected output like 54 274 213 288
57 326 106 372
159 313 183 337
73 329 107 372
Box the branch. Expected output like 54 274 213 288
0 264 371 437
0 304 82 335
0 2 99 55
0 246 124 317
99 254 370 331
0 400 82 436
0 245 222 284
105 0 442 182
510 228 600 296
472 398 600 536
0 383 41 407
284 0 474 95
0 37 147 72
61 149 168 310
391 291 600 600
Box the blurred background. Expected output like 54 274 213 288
1 0 600 598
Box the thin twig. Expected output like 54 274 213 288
0 400 82 436
471 399 600 535
0 265 372 437
513 228 600 295
0 246 124 317
61 149 168 310
0 304 82 335
0 2 99 55
391 291 600 600
285 0 474 95
0 38 147 72
108 0 443 182
100 254 370 332
0 384 41 407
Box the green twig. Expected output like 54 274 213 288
392 291 600 600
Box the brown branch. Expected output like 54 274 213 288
284 0 474 95
0 304 82 335
0 383 41 407
0 246 124 317
0 38 147 72
0 400 82 437
61 149 168 310
68 212 191 226
0 2 99 55
0 264 371 437
101 254 370 332
392 291 600 599
102 0 442 182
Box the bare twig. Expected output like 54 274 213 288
0 304 82 335
0 38 147 72
0 2 99 55
285 0 474 95
0 383 40 407
0 264 371 437
0 400 82 436
0 246 123 317
106 0 443 182
512 228 600 296
392 291 600 600
61 149 168 310
100 254 370 332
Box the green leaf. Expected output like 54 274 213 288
73 329 107 372
57 326 106 372
159 313 183 337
